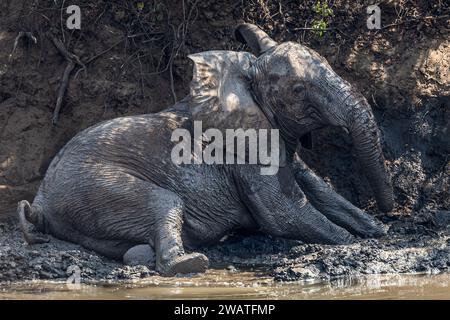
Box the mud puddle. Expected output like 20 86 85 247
2 271 450 299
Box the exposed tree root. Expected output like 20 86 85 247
49 35 85 125
53 60 75 124
9 31 37 60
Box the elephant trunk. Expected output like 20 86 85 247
345 96 394 213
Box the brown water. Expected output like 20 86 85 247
1 271 450 300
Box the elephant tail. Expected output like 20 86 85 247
17 200 49 244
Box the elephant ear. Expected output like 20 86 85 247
187 50 286 166
188 50 271 131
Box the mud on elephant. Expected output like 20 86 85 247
18 24 393 276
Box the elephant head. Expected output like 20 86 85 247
187 23 394 213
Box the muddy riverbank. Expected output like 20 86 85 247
1 208 450 283
0 1 448 285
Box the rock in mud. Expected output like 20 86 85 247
123 245 155 267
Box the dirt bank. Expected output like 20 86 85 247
0 0 448 283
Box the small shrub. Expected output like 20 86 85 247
311 1 334 37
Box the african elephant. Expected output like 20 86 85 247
18 24 393 276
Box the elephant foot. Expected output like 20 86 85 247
160 253 209 276
123 245 208 276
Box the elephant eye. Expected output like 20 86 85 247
293 83 306 99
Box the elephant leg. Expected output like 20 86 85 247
292 153 386 238
249 192 356 244
80 237 136 260
45 215 137 260
51 167 208 275
151 189 209 276
240 166 355 245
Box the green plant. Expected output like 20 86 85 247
313 1 333 17
311 1 334 37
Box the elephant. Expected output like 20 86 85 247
18 23 394 276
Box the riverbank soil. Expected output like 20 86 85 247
0 0 448 282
